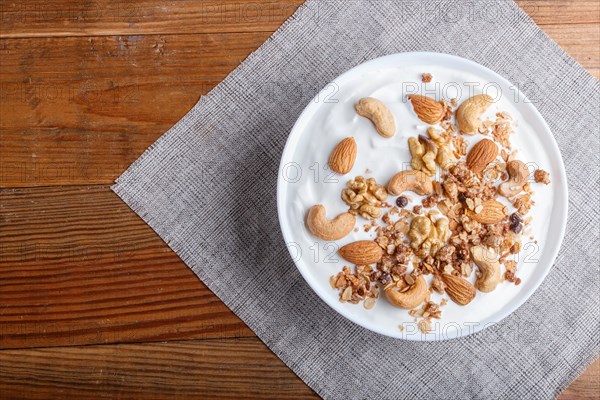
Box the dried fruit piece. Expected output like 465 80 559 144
306 205 356 241
408 95 445 125
355 97 396 138
509 213 524 233
456 94 493 135
442 274 476 305
339 240 383 265
466 200 507 224
396 196 409 208
328 137 357 175
467 139 498 173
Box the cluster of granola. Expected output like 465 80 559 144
325 88 552 334
373 207 414 284
414 162 524 288
330 265 379 309
409 299 446 333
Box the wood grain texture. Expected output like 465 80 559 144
560 359 600 400
0 339 595 400
0 0 596 39
0 186 250 349
0 0 304 38
0 0 598 398
540 24 600 78
0 32 273 187
1 4 598 188
516 0 600 25
0 338 319 400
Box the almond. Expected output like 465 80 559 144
466 200 507 224
466 139 498 173
339 241 383 265
408 95 445 125
328 137 357 175
442 274 476 305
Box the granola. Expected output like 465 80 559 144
311 90 552 329
534 169 551 184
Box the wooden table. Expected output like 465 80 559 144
0 1 598 398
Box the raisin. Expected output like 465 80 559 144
458 192 467 202
511 222 524 234
509 213 524 233
396 196 408 208
510 213 523 225
379 274 392 286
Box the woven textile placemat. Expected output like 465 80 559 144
113 1 600 398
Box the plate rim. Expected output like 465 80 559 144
276 51 569 341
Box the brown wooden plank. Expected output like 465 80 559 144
0 338 594 400
0 0 303 38
540 24 600 78
559 359 600 400
0 1 597 39
516 0 600 25
1 25 598 188
0 32 272 187
0 1 598 397
0 338 319 400
0 186 594 397
0 186 250 349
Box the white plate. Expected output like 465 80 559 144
277 52 568 341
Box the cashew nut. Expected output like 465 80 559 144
387 170 434 196
498 160 529 198
471 245 501 292
456 94 493 135
384 275 428 309
355 97 396 138
306 205 356 241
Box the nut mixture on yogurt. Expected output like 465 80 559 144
306 75 551 333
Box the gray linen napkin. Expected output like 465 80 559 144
113 0 600 398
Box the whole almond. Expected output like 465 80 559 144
466 200 508 224
408 95 445 125
442 274 476 305
328 137 357 175
466 139 498 173
339 241 383 265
